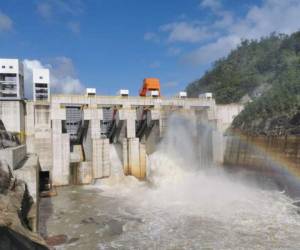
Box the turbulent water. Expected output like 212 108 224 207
40 114 300 249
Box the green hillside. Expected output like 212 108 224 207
186 32 300 134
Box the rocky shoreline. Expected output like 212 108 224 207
0 161 48 249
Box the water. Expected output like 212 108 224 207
40 114 300 249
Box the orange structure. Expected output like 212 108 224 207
139 78 161 96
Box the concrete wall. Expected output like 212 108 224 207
212 131 226 165
25 101 35 153
0 144 26 169
0 101 25 134
216 104 244 133
25 102 52 171
224 134 300 197
33 134 52 171
52 118 70 186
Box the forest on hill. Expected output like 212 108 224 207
186 32 300 135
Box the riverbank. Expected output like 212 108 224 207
39 166 300 249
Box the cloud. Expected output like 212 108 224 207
67 21 80 34
144 32 160 43
200 0 222 11
149 61 161 68
184 0 300 65
167 47 182 56
23 57 85 98
36 3 53 20
160 21 214 43
230 0 300 39
36 0 84 33
37 0 84 19
23 60 44 98
0 11 13 32
183 35 240 65
163 81 179 88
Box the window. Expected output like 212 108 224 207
39 76 43 80
9 66 13 69
35 83 47 88
2 66 5 69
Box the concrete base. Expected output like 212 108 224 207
0 145 27 170
78 161 92 184
52 133 70 186
33 132 52 171
71 161 93 184
122 138 146 179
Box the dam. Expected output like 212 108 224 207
1 59 300 249
1 91 242 187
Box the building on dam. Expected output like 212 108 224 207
0 58 243 189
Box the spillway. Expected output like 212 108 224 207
39 115 300 249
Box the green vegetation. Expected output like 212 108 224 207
186 32 300 134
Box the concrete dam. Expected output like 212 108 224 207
1 94 240 187
1 60 300 249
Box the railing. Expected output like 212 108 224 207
50 94 215 107
0 89 17 94
0 80 17 85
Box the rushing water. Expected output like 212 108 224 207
40 115 300 249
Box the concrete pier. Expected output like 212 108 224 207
122 138 146 179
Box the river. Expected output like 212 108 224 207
39 115 300 249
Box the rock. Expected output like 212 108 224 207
0 159 48 249
0 226 48 250
0 160 14 194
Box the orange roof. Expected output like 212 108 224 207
140 78 161 96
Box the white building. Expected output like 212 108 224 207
33 68 50 101
0 59 24 99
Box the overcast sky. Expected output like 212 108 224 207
1 0 300 97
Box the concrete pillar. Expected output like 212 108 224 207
82 121 92 161
122 139 129 175
91 119 101 139
118 108 136 138
83 106 102 139
25 101 35 153
139 143 146 178
128 138 140 177
122 137 146 179
92 138 110 179
212 130 225 165
159 109 169 138
52 119 70 186
126 119 136 138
